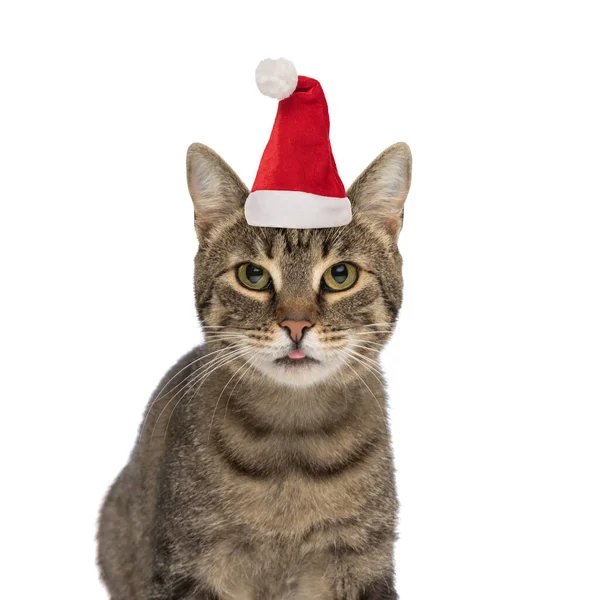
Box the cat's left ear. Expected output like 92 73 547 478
186 143 249 239
347 142 412 238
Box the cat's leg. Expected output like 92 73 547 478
356 573 398 599
331 569 397 600
148 566 220 600
98 471 145 600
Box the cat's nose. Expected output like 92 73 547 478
280 319 313 343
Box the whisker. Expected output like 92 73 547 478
139 344 245 439
347 344 385 360
332 323 394 333
150 346 250 440
339 355 386 422
202 334 254 344
201 325 261 332
165 347 254 442
158 347 254 440
345 347 384 373
350 332 393 339
209 325 262 332
202 330 248 335
184 346 253 410
342 348 385 383
323 337 387 350
352 331 392 335
223 352 260 421
356 338 386 348
203 330 247 335
206 349 256 443
149 347 246 437
183 346 251 402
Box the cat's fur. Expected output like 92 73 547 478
97 141 412 600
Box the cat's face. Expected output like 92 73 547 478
187 143 411 388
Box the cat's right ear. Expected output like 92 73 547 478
347 142 412 239
186 143 249 239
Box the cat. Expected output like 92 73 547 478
97 140 412 600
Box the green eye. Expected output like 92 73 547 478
237 263 272 291
322 263 358 292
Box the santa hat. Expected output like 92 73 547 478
244 58 352 229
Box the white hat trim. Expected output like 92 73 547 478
244 190 352 229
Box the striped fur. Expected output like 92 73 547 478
97 142 412 599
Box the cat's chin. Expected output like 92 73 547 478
256 356 343 388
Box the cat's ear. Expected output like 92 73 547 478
347 142 412 238
186 143 249 238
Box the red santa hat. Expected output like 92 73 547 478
244 58 352 229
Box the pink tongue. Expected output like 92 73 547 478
288 349 306 360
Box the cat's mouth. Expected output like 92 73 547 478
256 342 341 386
274 351 319 366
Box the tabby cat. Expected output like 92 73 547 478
97 140 412 599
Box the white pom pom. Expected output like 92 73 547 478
255 58 298 100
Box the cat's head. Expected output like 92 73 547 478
186 143 411 388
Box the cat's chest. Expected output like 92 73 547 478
217 467 367 538
198 533 335 600
190 409 388 598
194 468 371 598
208 411 382 536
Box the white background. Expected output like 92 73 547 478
1 1 599 599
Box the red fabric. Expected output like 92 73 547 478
251 75 346 198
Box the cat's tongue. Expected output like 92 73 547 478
288 349 306 360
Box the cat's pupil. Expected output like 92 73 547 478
247 265 263 283
332 264 348 283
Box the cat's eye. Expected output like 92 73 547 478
322 263 358 292
237 263 272 291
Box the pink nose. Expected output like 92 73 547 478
280 320 312 343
